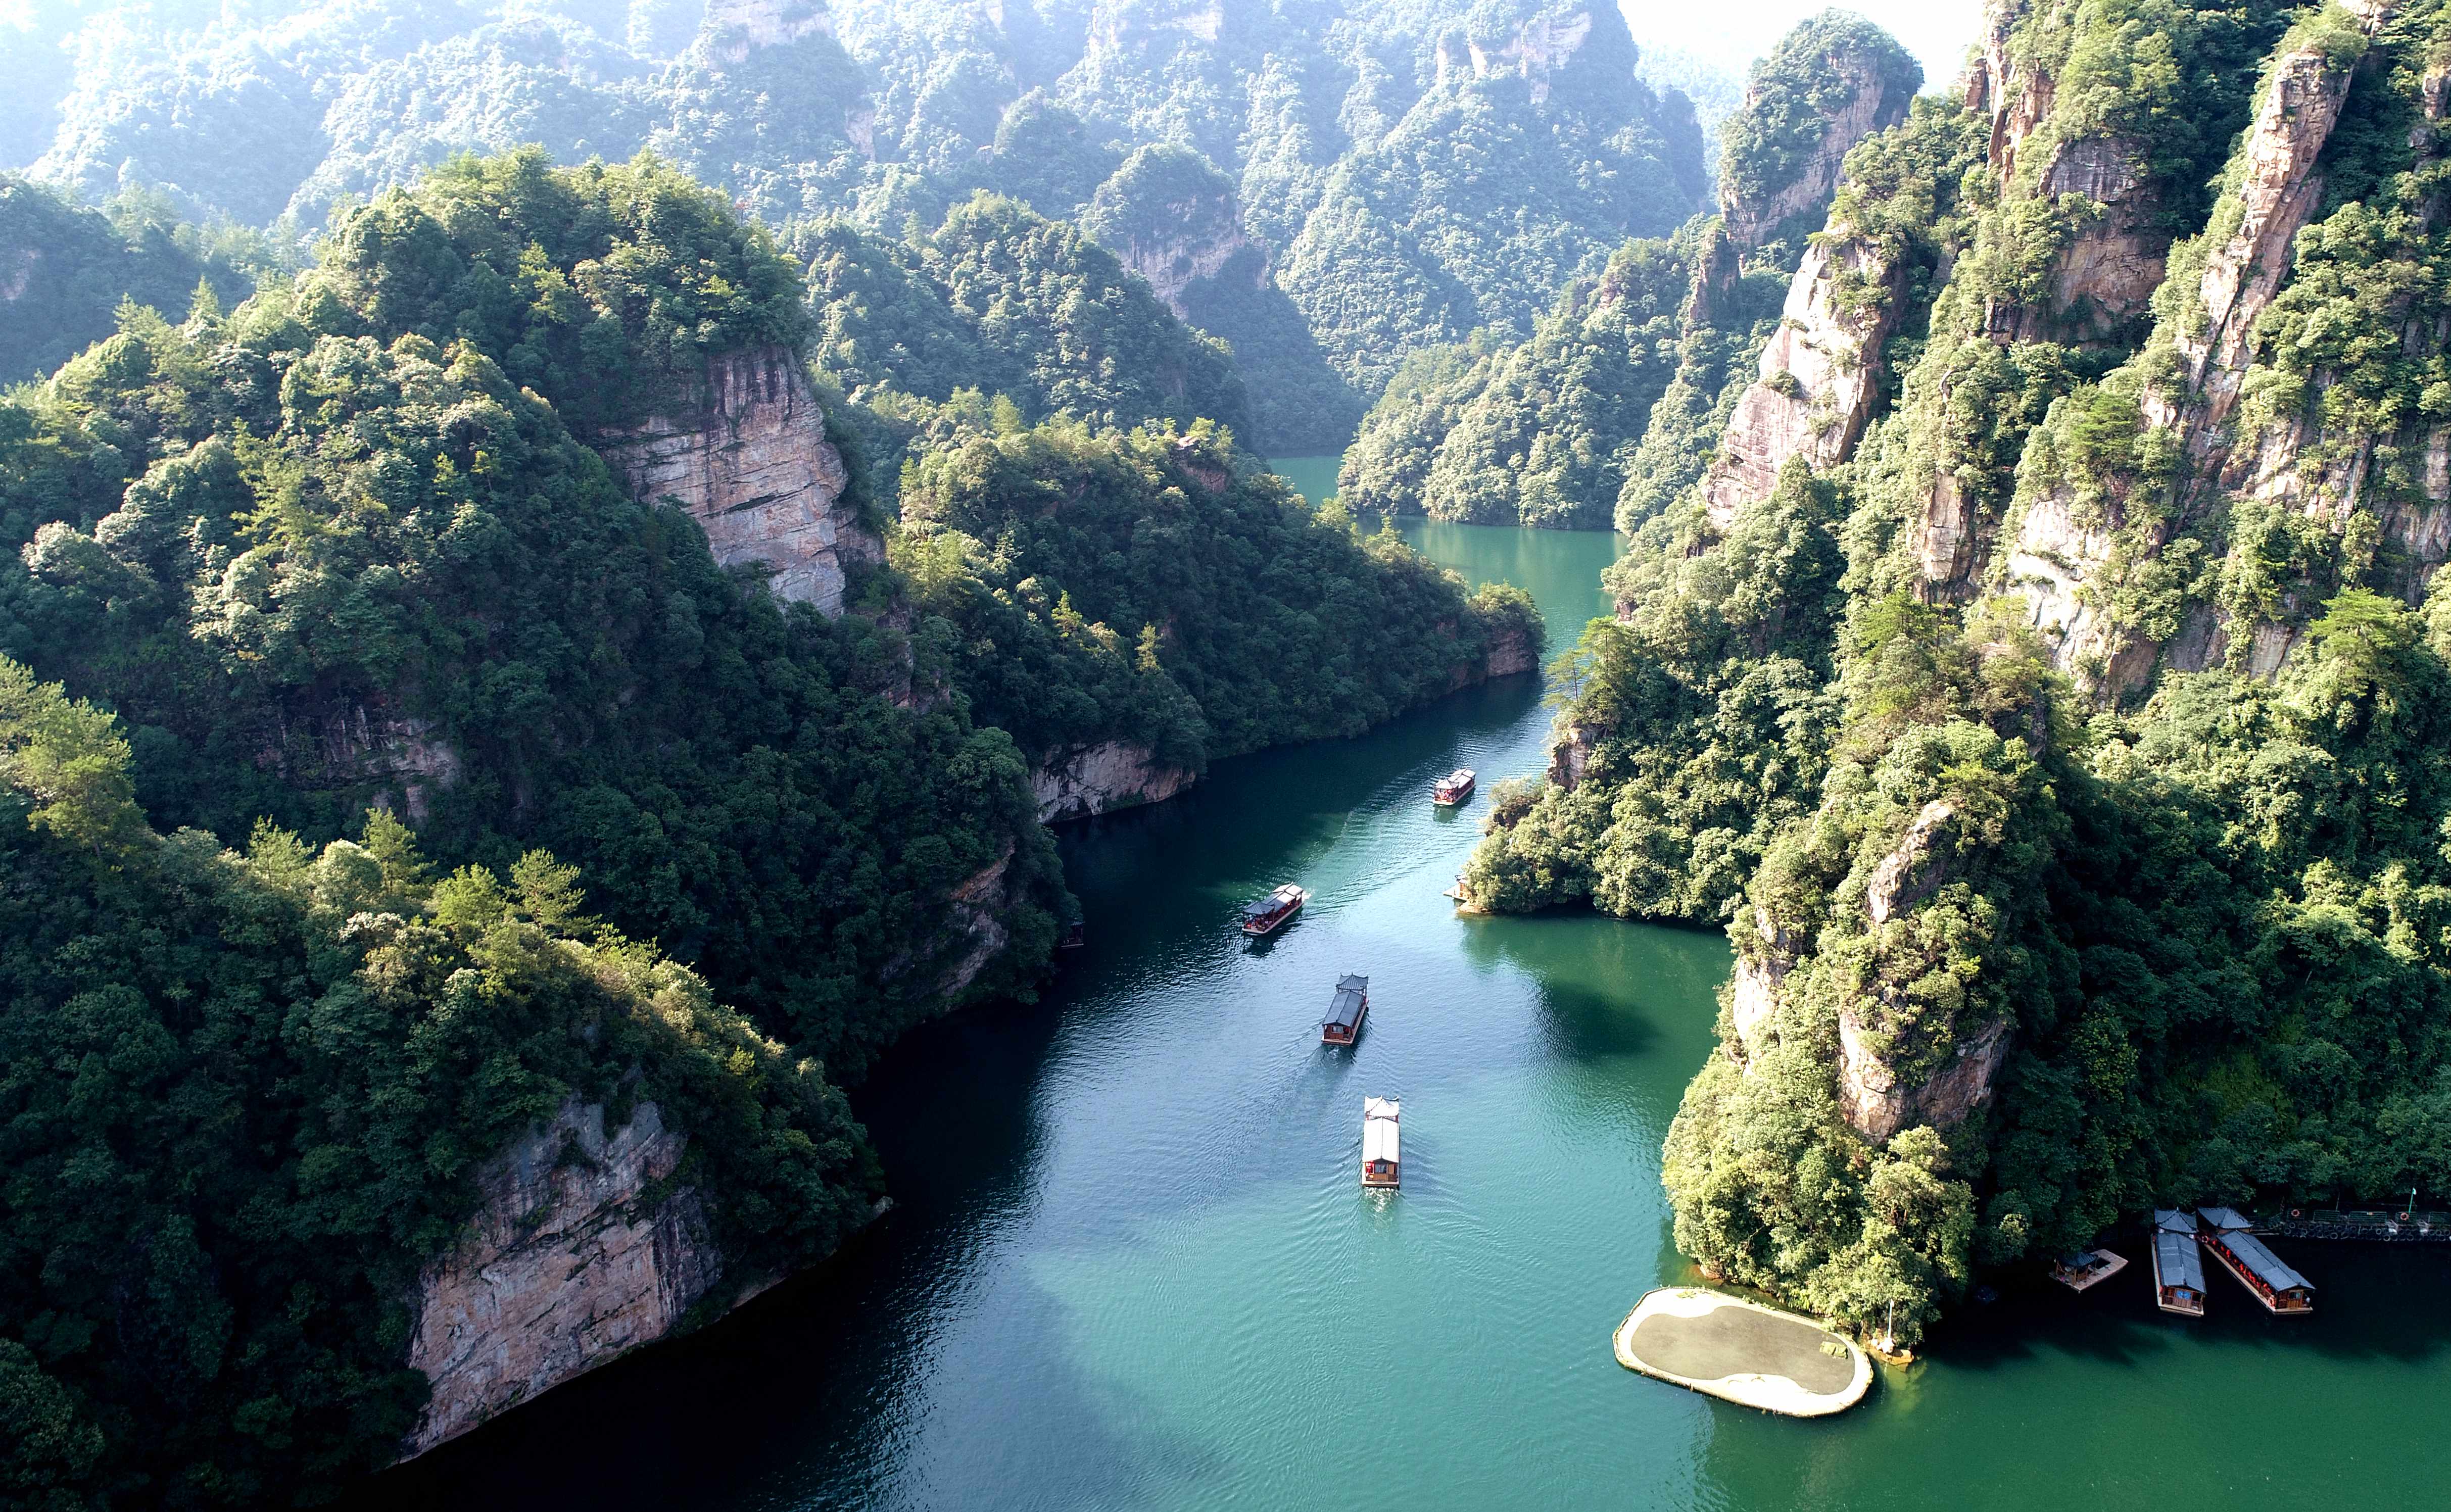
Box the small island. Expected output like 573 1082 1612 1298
1613 1288 1871 1418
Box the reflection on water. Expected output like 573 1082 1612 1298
359 491 2451 1512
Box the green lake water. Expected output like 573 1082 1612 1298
366 460 2451 1511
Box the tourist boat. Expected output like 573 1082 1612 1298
1361 1097 1400 1187
2198 1207 2314 1314
1059 916 1085 949
1321 973 1370 1046
1432 768 1477 806
2048 1248 2129 1292
2150 1209 2206 1316
1240 884 1308 937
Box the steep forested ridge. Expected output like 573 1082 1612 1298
899 421 1541 781
1338 10 1921 526
0 136 1541 1503
6 0 1711 453
1471 0 2451 1347
0 178 267 385
0 680 878 1507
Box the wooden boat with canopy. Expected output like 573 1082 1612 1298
2199 1207 2314 1314
1320 974 1369 1046
2150 1209 2206 1316
1361 1097 1400 1187
1240 884 1308 937
1432 768 1476 805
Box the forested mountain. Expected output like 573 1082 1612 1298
1336 9 1920 526
0 178 270 385
3 0 1711 454
0 141 1539 1502
1466 0 2451 1346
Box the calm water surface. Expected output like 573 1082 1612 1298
367 460 2451 1511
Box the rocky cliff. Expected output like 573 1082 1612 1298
1699 229 1903 527
1720 29 1917 250
598 346 881 616
1031 742 1196 822
2008 13 2384 690
402 1099 724 1456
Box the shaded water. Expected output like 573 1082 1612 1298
366 465 2451 1511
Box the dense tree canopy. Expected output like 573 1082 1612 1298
0 666 876 1508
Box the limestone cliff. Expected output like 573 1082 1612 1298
1031 742 1196 822
1720 31 1917 250
1964 3 2167 346
402 1100 724 1456
598 346 881 616
2139 38 2367 469
1699 229 1903 527
2009 16 2384 689
249 699 462 824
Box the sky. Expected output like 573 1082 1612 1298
1621 0 1985 97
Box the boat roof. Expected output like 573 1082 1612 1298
2153 1229 2204 1291
2218 1228 2313 1293
1324 974 1369 1030
1363 1097 1400 1163
1241 885 1302 917
1443 768 1473 783
2153 1208 2197 1234
2198 1206 2255 1233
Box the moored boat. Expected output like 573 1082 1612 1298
1058 916 1086 949
1240 884 1308 937
1432 768 1476 805
2150 1209 2206 1316
2198 1207 2314 1314
1321 973 1369 1046
1362 1097 1400 1187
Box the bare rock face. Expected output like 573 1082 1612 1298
1986 134 2167 345
931 842 1017 999
2142 39 2366 461
1721 42 1915 250
1435 6 1596 104
1701 232 1902 526
1729 904 1803 1065
403 1100 719 1456
1865 800 1956 925
1031 742 1195 823
258 701 462 823
699 0 832 60
1096 172 1258 322
1546 720 1599 792
598 346 881 616
1481 621 1540 678
1837 1009 2013 1141
1964 0 2046 181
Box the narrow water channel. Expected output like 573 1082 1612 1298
365 473 2451 1512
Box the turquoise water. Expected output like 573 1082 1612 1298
364 471 2451 1511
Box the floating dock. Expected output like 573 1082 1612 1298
2151 1209 2206 1316
2049 1249 2128 1292
2199 1207 2314 1314
2272 1207 2446 1241
1612 1288 1870 1417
